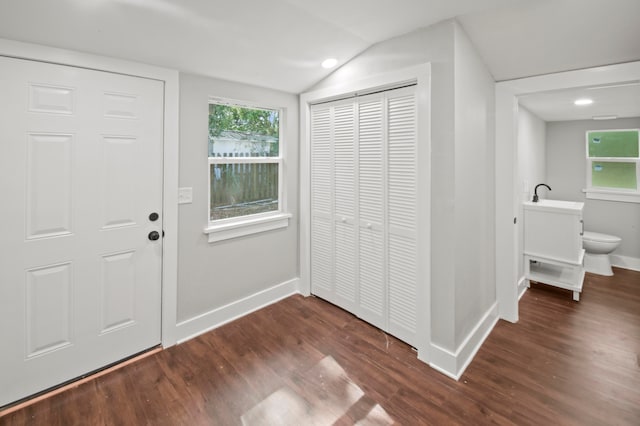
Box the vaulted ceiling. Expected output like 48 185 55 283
1 0 639 93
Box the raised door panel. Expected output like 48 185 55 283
25 262 74 357
26 133 74 239
100 251 136 334
101 136 138 229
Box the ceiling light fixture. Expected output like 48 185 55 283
574 98 593 106
592 115 618 120
321 58 338 69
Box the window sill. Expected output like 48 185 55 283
204 212 292 243
583 189 640 203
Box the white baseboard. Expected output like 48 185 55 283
517 276 528 300
175 277 301 344
611 254 640 273
429 302 499 380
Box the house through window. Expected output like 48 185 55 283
208 101 282 222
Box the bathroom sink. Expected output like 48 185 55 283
523 199 584 264
523 199 584 213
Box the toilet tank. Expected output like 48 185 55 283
523 199 584 264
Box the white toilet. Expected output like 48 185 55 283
582 231 622 276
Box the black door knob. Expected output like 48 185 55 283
148 231 160 241
149 212 159 221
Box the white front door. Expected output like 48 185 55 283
0 57 164 407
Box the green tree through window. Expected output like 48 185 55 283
209 105 279 154
208 102 283 221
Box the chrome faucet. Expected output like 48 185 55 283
533 183 551 202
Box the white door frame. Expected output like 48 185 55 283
0 38 180 347
495 60 640 322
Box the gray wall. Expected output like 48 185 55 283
517 107 546 279
312 20 497 352
452 24 496 348
177 73 299 323
546 117 640 259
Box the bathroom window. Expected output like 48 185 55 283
204 99 291 242
585 129 640 203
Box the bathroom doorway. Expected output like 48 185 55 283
495 61 640 322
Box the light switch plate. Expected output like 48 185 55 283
178 187 193 204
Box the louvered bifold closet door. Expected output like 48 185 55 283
310 105 334 301
332 101 358 312
310 86 420 348
386 87 418 346
357 94 386 330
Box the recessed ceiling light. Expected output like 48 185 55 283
574 98 593 106
592 115 618 120
321 58 337 69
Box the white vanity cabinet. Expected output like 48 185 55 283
523 200 585 301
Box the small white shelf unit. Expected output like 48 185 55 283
524 251 585 301
523 199 585 301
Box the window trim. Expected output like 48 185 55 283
204 98 289 242
584 128 640 204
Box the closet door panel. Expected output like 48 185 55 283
358 97 385 327
335 221 356 306
358 99 384 227
387 90 418 345
332 103 357 309
333 103 356 219
388 233 418 344
387 92 418 232
310 105 334 297
358 227 385 325
311 218 333 297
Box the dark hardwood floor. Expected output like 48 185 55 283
2 268 639 425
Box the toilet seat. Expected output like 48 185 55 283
582 231 621 244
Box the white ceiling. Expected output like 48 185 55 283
0 0 639 93
458 0 640 81
519 82 640 122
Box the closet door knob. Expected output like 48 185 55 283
366 223 372 229
341 217 347 223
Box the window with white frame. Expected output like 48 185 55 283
585 129 640 203
205 100 289 242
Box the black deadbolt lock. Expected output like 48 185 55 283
149 212 159 222
148 231 160 241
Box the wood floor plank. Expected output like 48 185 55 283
1 267 639 425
